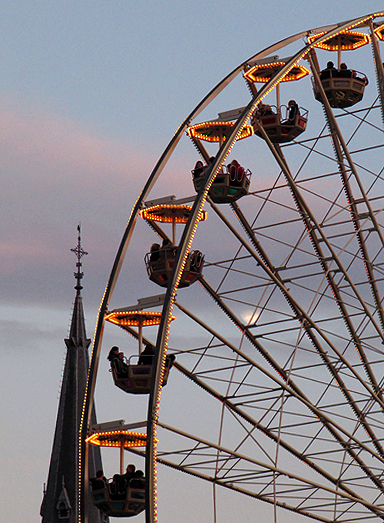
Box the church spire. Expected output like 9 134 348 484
41 226 105 523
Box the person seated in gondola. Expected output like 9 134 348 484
90 469 107 491
138 342 156 365
283 100 299 125
109 347 129 378
338 62 352 78
192 160 206 179
118 464 136 494
203 156 224 177
190 250 203 272
139 342 176 369
116 352 129 378
108 346 127 378
161 238 176 258
263 104 274 116
110 464 136 499
130 469 145 489
336 63 368 85
227 159 245 185
320 61 337 79
124 464 137 483
257 103 274 117
162 238 172 249
149 243 161 262
107 346 119 365
252 104 275 127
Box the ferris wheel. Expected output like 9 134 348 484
81 12 384 523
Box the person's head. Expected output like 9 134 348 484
195 160 203 169
144 342 155 353
327 61 334 68
162 238 171 247
96 470 104 478
107 346 119 361
288 100 296 106
118 352 124 360
230 159 239 166
135 470 144 478
151 243 160 252
127 464 136 473
209 156 215 163
340 62 347 69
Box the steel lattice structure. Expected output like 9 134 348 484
80 12 384 523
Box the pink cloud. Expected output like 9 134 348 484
0 94 192 305
0 95 153 277
0 95 151 181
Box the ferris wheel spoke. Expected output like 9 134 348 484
191 202 384 489
369 21 384 124
148 422 384 522
206 197 384 429
250 129 384 431
309 53 384 335
173 352 384 478
261 123 383 343
173 295 384 497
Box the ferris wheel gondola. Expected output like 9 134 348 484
87 421 147 518
105 301 176 394
308 29 370 107
244 58 310 142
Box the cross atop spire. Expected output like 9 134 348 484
70 224 88 293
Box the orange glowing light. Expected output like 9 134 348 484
105 310 176 328
86 429 158 448
307 30 370 50
140 204 207 223
243 61 310 83
374 23 384 40
187 120 253 143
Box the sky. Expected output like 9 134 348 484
1 2 384 522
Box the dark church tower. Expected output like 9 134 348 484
41 226 107 523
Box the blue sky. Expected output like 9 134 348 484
1 2 384 522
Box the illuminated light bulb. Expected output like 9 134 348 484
374 23 384 40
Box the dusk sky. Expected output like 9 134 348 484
1 2 384 522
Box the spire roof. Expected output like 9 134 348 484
41 226 105 523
